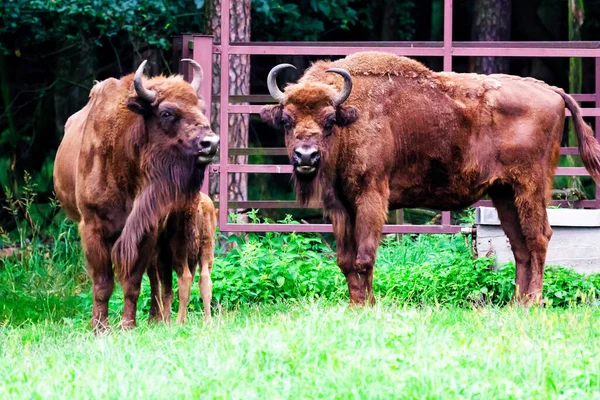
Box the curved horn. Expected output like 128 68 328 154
133 60 157 103
181 58 203 94
267 63 296 103
326 68 353 106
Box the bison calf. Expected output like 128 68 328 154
54 60 219 331
148 192 217 323
261 51 600 306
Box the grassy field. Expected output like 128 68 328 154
2 301 600 399
3 195 600 398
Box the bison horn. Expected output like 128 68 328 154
181 58 203 95
326 68 353 106
267 63 296 103
133 60 157 103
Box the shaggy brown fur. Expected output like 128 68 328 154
54 71 218 331
261 51 600 306
147 192 217 324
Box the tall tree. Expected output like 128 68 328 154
471 0 512 74
205 0 251 206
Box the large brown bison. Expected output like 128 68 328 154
148 192 217 324
261 51 600 306
54 60 219 330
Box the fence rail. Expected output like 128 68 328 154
174 0 600 234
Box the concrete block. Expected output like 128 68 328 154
475 207 600 274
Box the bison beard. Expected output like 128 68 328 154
112 151 205 279
293 169 321 206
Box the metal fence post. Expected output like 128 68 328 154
219 0 231 229
594 57 600 209
192 35 215 194
441 0 453 226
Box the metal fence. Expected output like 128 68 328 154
173 0 600 234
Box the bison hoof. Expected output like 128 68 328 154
91 319 111 335
120 319 137 330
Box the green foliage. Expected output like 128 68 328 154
4 193 600 324
251 0 415 41
0 0 204 54
252 0 359 41
210 212 343 307
1 179 86 323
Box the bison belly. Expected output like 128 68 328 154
388 159 488 211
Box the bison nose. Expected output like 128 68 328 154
293 146 320 166
199 134 219 155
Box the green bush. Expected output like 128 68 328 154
3 187 600 325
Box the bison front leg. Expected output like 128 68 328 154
147 254 161 323
80 220 114 333
331 210 365 305
156 245 174 323
353 191 387 306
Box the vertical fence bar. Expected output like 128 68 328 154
594 57 600 209
172 36 183 74
180 34 193 77
441 0 453 225
219 0 231 228
192 35 214 194
443 0 453 72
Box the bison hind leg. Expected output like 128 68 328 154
80 220 115 333
489 183 550 305
199 259 213 323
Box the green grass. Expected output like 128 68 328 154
2 301 600 399
4 189 600 397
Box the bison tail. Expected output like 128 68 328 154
554 88 600 184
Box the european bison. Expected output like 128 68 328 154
148 192 217 323
54 60 219 330
261 51 600 306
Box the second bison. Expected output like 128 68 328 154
261 51 600 306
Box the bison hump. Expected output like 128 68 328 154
332 51 431 78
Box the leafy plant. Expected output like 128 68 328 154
4 184 600 325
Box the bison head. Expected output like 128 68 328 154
127 59 219 167
260 64 358 184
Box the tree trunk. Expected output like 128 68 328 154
205 0 250 209
471 0 512 74
367 0 403 41
430 0 443 41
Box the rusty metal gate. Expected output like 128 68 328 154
173 0 600 234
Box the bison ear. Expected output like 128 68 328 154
336 106 359 127
126 96 152 116
260 104 283 128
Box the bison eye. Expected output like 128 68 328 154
160 111 174 120
324 116 336 131
282 116 293 130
